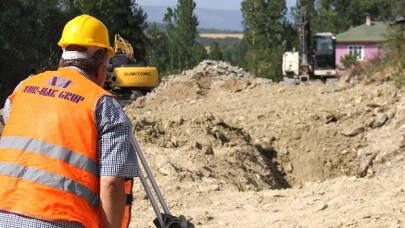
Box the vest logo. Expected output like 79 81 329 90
20 76 85 104
47 76 72 88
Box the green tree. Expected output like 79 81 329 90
384 21 405 88
222 39 248 67
0 0 70 105
77 0 148 64
192 44 208 66
144 23 169 74
163 7 179 71
164 0 200 71
208 42 223 60
241 0 287 80
291 0 400 35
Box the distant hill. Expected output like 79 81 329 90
141 6 243 32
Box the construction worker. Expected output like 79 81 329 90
0 14 138 228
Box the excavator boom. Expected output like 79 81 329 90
114 34 136 63
282 6 336 82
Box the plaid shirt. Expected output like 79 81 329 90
0 67 139 227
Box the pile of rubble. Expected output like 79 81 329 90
180 60 255 78
142 60 272 103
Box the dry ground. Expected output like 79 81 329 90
124 62 405 228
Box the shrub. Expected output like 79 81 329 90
383 23 405 88
339 54 359 70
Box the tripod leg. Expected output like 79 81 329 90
130 134 171 215
137 165 164 227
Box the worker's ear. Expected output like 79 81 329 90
93 63 107 87
96 64 103 77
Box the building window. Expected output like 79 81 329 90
348 45 364 61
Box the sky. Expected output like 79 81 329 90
136 0 297 11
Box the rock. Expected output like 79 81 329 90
173 115 184 125
357 149 379 177
317 203 328 211
170 137 179 148
158 163 177 176
371 113 389 128
341 125 365 137
279 147 289 155
215 132 229 144
285 163 293 173
325 114 338 123
205 146 214 155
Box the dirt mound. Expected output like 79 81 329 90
127 61 403 185
124 61 404 227
126 61 283 191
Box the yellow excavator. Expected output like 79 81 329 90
105 34 159 101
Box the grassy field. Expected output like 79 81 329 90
199 33 244 39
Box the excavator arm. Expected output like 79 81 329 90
282 6 336 82
114 34 136 63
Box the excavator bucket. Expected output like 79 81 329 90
153 214 194 228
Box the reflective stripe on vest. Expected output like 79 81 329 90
0 136 98 176
0 162 99 206
0 136 99 205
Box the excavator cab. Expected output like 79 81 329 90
313 33 336 76
108 53 129 71
104 34 158 104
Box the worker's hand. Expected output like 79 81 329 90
99 176 126 228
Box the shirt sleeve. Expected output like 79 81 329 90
95 96 139 178
2 98 11 124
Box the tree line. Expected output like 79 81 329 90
0 0 404 106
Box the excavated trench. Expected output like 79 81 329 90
130 110 364 190
125 61 404 191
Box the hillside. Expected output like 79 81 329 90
1 61 403 227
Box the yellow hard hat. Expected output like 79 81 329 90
58 14 115 58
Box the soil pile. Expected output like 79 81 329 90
125 60 405 227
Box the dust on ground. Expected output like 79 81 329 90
0 61 403 227
125 61 405 228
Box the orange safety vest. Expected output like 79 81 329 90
0 68 132 228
